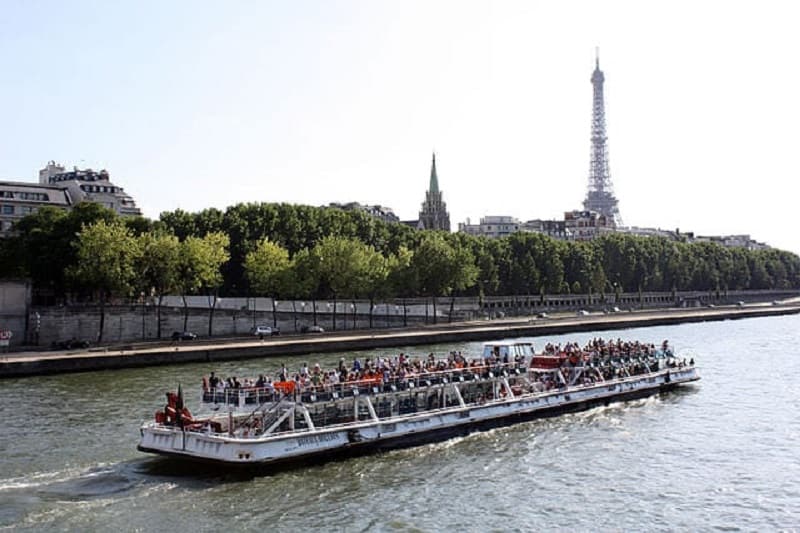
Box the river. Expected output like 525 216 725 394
1 315 798 531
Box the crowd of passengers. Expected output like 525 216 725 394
533 338 693 389
542 337 672 360
203 350 526 396
202 338 692 399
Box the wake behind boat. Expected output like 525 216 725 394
137 339 699 468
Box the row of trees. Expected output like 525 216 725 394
1 201 799 337
63 218 229 341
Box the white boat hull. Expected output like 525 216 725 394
138 367 699 468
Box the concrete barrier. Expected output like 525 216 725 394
2 304 798 378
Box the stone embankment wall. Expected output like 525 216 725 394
10 289 800 348
0 280 30 349
25 306 428 347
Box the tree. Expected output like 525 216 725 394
135 231 181 338
290 248 321 328
68 220 140 342
175 232 230 333
244 238 292 328
9 203 116 300
408 233 478 323
310 236 377 330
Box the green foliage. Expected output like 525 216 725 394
244 238 292 297
4 200 800 301
176 232 230 297
6 203 117 296
68 220 140 296
311 236 362 298
408 233 479 298
135 231 181 298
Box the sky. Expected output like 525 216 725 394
1 1 799 254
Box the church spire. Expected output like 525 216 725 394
429 152 439 194
418 152 450 232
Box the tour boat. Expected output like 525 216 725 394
138 340 699 468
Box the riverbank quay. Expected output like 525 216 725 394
2 304 798 378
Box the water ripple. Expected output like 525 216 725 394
1 315 800 530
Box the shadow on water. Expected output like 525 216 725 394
33 461 152 501
134 456 266 483
11 458 241 504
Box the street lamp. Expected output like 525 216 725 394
350 303 356 329
298 301 306 332
273 300 279 328
140 291 146 340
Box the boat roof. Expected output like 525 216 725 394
482 341 532 347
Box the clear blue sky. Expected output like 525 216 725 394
2 1 799 253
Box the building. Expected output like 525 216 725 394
39 161 141 217
583 51 622 226
459 216 520 238
564 210 615 241
617 226 688 241
327 202 400 224
0 161 142 237
458 216 570 240
520 219 570 240
0 181 72 235
693 234 769 250
417 153 451 231
457 211 615 242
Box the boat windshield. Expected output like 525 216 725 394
481 342 534 359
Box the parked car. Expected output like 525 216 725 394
252 325 280 337
301 325 325 333
536 312 548 319
51 338 90 350
171 331 197 341
736 301 745 307
576 309 590 316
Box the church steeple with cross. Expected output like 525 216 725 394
418 152 451 231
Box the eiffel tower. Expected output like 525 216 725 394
583 50 622 226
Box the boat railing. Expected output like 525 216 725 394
201 361 529 407
199 356 693 409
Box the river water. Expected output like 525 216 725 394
1 315 799 531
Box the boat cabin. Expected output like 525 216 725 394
481 341 534 361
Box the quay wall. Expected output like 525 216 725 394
2 305 799 378
9 289 799 349
0 280 30 350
